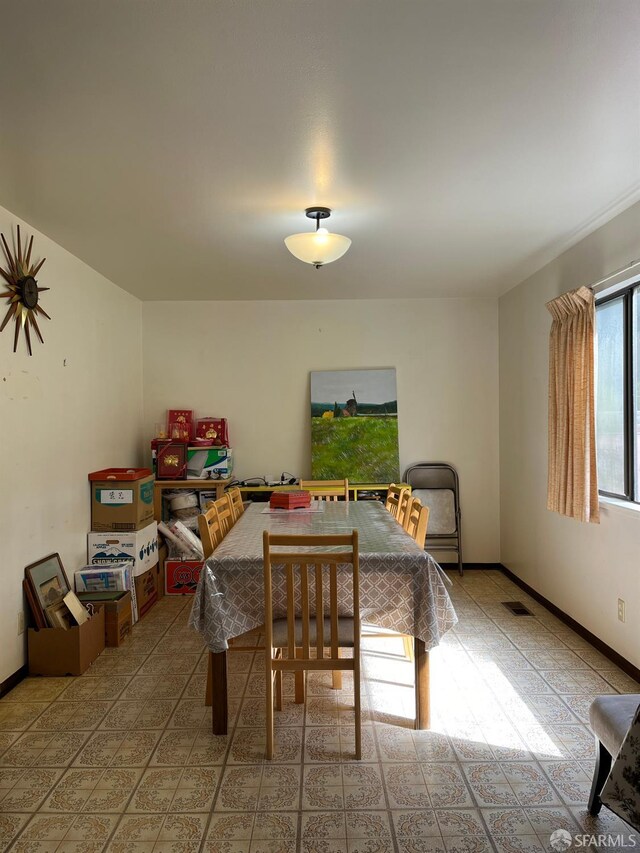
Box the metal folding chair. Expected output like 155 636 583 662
402 462 463 575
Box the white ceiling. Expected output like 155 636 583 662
1 1 639 301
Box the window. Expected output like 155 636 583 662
596 282 640 501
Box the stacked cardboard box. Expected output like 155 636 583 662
84 469 159 624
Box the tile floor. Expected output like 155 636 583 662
0 569 638 853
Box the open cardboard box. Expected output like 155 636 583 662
134 565 158 619
28 608 105 676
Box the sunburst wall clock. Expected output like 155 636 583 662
0 225 50 356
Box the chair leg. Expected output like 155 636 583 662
265 653 274 760
332 648 343 689
275 670 283 712
205 652 213 707
353 654 361 761
295 648 305 704
588 738 612 816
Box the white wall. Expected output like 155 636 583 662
142 298 500 564
0 205 143 683
500 200 640 669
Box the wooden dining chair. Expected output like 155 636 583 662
403 497 430 548
214 494 235 536
198 503 224 560
385 484 407 520
397 488 412 528
263 530 361 760
227 486 245 522
299 479 349 501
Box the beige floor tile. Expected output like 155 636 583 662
137 654 200 677
443 836 492 853
99 700 177 731
1 679 70 704
0 703 50 731
302 842 350 853
31 701 113 731
11 841 62 853
63 812 119 840
58 676 131 702
302 811 347 840
397 839 446 853
16 812 76 840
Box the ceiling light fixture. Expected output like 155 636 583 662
284 207 351 269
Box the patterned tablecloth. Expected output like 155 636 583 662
189 501 458 653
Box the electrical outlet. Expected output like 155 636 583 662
17 610 25 635
618 598 626 623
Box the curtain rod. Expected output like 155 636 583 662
588 259 640 292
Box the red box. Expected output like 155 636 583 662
155 441 188 479
270 490 311 510
166 560 203 595
167 409 194 442
196 417 229 447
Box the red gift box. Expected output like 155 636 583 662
167 410 194 442
196 417 229 447
155 440 188 479
166 560 203 595
269 491 311 510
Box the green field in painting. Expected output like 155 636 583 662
311 417 400 482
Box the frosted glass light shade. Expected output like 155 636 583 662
284 230 351 266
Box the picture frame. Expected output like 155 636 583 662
22 578 47 629
24 553 71 619
63 590 89 626
45 599 74 630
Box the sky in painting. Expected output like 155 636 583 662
310 369 397 405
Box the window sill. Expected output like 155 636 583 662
599 495 640 516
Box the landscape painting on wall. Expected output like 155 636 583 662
310 368 400 482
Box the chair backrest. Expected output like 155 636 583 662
299 479 349 502
384 484 407 519
198 503 223 559
403 463 460 536
263 531 359 664
227 487 245 522
404 498 430 549
214 494 234 536
397 489 412 528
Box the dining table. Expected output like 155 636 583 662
189 499 458 735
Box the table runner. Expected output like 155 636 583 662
189 501 457 653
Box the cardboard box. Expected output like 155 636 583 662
198 491 218 511
156 544 167 601
166 560 203 595
75 563 138 624
89 469 155 532
28 608 105 676
87 522 158 578
77 591 132 647
186 447 233 480
134 566 158 619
